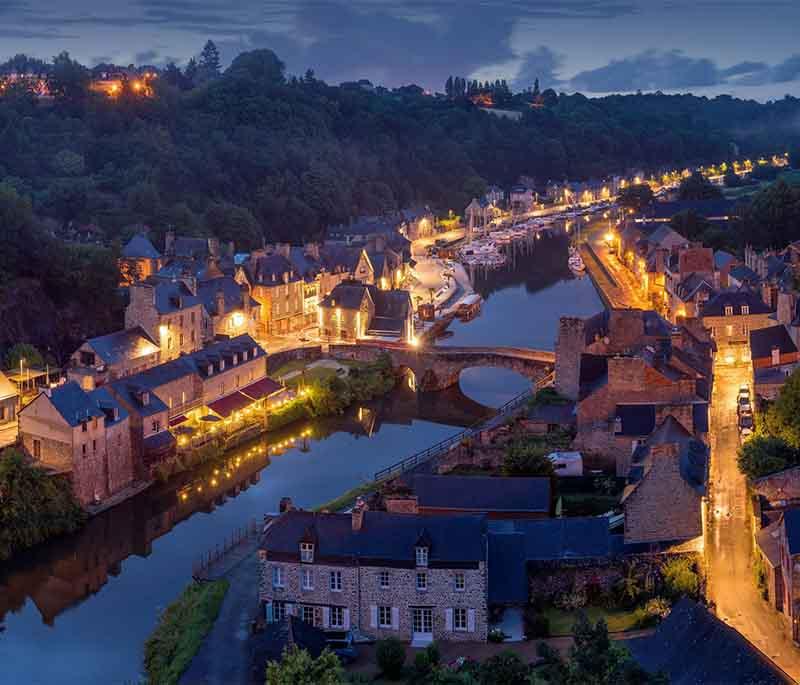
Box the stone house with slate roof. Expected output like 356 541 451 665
118 234 162 286
69 326 161 387
259 502 488 645
627 597 791 684
318 281 413 342
700 289 774 362
385 474 552 519
750 325 800 400
19 381 135 505
621 416 709 546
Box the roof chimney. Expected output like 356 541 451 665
279 496 294 513
352 497 368 531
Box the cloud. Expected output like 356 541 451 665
135 49 160 64
771 54 800 83
570 50 721 92
513 47 564 90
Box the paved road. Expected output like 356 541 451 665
707 361 800 681
585 222 650 310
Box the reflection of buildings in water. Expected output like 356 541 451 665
0 384 491 627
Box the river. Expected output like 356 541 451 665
0 232 602 684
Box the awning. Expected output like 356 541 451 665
207 391 252 418
169 414 188 427
241 377 283 401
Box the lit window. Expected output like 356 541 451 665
455 572 465 591
330 570 342 592
379 570 390 589
415 546 429 567
379 606 392 628
742 305 750 316
272 565 285 588
416 572 427 591
302 568 313 590
454 608 467 631
300 542 314 563
724 305 733 316
330 606 344 628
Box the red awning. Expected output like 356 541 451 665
241 376 283 401
207 391 252 418
169 414 188 427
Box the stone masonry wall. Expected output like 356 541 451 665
555 317 585 401
754 466 800 504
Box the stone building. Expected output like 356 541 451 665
385 475 552 519
750 325 800 400
757 508 800 643
621 416 708 547
259 502 488 645
663 245 716 322
195 261 260 341
700 289 774 363
0 370 19 427
118 234 162 286
69 326 160 388
125 278 204 361
318 282 413 342
18 382 135 505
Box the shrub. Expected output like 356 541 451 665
633 597 671 629
661 557 700 599
478 651 530 685
554 587 587 611
424 642 440 668
414 650 432 677
523 607 550 639
487 628 506 643
376 638 406 680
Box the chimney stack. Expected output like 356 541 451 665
352 497 368 531
279 497 294 513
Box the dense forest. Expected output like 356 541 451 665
2 45 800 358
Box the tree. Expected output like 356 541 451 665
764 369 800 450
226 49 285 84
265 647 342 685
4 342 45 371
677 172 722 201
503 439 556 477
198 40 221 81
617 183 654 210
737 435 799 479
376 637 406 679
184 57 198 83
533 78 540 97
48 51 89 100
737 179 800 250
661 557 700 599
478 651 529 684
723 169 742 188
669 209 711 242
445 75 454 98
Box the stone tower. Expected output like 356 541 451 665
555 316 586 401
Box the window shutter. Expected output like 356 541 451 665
343 608 351 630
287 603 296 617
391 607 400 630
265 601 274 623
468 608 476 632
370 605 378 628
323 607 331 628
445 608 453 632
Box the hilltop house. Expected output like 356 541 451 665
259 503 488 645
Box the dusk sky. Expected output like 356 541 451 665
3 0 800 101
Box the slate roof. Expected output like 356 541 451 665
251 616 328 666
627 598 791 684
701 289 772 317
728 264 760 285
246 254 298 285
85 326 159 367
121 234 161 259
750 325 798 361
87 386 129 427
320 245 363 273
616 404 656 436
319 283 370 310
674 273 715 302
487 533 528 604
108 379 169 418
196 276 258 316
146 279 202 315
714 250 736 270
409 475 551 514
261 510 486 565
46 381 106 427
491 517 614 561
782 508 800 556
646 225 687 250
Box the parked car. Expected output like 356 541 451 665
737 393 752 415
325 630 358 664
739 412 754 438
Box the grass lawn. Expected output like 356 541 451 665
283 366 338 389
560 493 619 516
314 478 388 513
143 579 230 685
271 359 310 378
543 605 639 636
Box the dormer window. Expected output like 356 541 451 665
141 391 150 406
741 305 750 316
252 346 257 357
220 359 225 371
207 363 213 376
300 542 314 563
724 305 733 316
233 353 238 366
243 350 248 361
415 546 429 567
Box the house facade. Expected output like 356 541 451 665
259 503 488 644
700 290 774 363
0 370 18 427
319 282 413 342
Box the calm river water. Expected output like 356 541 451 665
0 232 602 684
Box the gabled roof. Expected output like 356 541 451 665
144 279 202 315
409 475 551 513
319 282 371 310
701 289 772 317
84 326 159 367
728 264 760 284
0 370 18 401
714 250 736 270
750 325 798 361
490 517 613 562
627 598 791 684
45 381 105 427
319 245 364 273
121 234 161 259
646 225 687 250
108 379 169 418
261 510 486 564
196 276 258 316
87 386 128 426
782 508 800 556
674 273 715 302
172 236 210 259
246 254 298 285
252 616 328 666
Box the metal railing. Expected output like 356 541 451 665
193 518 258 580
373 388 535 481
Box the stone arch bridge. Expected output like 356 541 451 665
329 342 555 392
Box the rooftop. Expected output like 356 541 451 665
45 381 105 427
750 325 798 361
408 474 551 513
84 326 159 367
121 234 161 260
701 289 772 317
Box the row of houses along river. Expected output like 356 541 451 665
0 232 603 684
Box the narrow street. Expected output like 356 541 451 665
707 360 800 680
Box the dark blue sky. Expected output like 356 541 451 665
4 0 800 100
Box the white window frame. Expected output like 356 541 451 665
273 601 286 622
455 572 465 591
724 305 733 316
301 605 315 625
378 606 393 628
302 568 314 591
742 305 750 316
272 565 285 588
453 607 467 631
300 542 314 563
379 570 390 589
330 606 345 628
416 572 427 591
415 546 429 567
330 570 342 592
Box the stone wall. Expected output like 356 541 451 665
105 417 135 495
266 347 322 376
555 317 585 401
753 466 800 505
